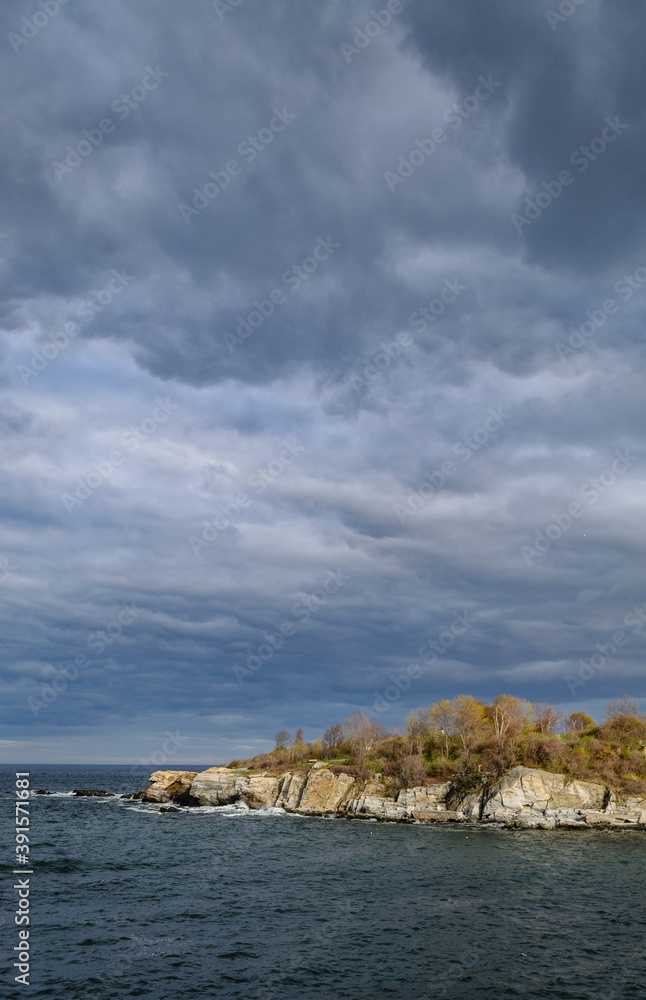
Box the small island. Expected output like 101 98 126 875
137 694 646 828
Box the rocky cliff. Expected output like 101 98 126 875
140 764 646 829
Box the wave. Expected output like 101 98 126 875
122 801 289 818
34 791 77 797
34 791 123 798
175 802 288 817
123 805 163 815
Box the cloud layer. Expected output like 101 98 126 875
1 0 645 762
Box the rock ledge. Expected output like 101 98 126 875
139 765 646 828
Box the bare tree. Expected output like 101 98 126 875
323 723 344 755
294 728 304 745
491 694 534 739
604 696 644 722
428 700 454 756
386 754 427 789
343 711 387 761
406 708 430 754
274 728 291 750
532 702 559 735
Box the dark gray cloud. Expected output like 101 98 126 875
1 0 645 762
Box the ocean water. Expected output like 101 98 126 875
1 764 645 999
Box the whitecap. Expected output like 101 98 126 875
33 791 76 797
123 805 162 815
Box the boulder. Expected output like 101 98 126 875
190 768 240 806
397 783 453 820
242 775 281 809
293 769 356 815
275 771 307 810
141 771 198 804
190 768 280 809
601 792 646 826
481 767 608 827
346 794 408 821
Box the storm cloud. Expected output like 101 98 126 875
1 0 645 762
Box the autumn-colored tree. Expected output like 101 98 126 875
491 694 534 739
449 695 492 757
602 697 646 741
567 712 595 734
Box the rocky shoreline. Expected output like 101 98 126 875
138 764 646 829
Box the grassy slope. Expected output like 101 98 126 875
228 721 646 796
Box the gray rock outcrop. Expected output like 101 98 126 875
141 770 198 803
139 764 646 829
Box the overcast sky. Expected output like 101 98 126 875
1 0 645 764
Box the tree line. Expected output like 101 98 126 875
246 695 646 794
276 695 643 759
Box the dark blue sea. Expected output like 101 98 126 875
2 765 645 999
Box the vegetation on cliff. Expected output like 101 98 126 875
228 695 646 795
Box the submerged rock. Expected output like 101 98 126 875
73 789 112 797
